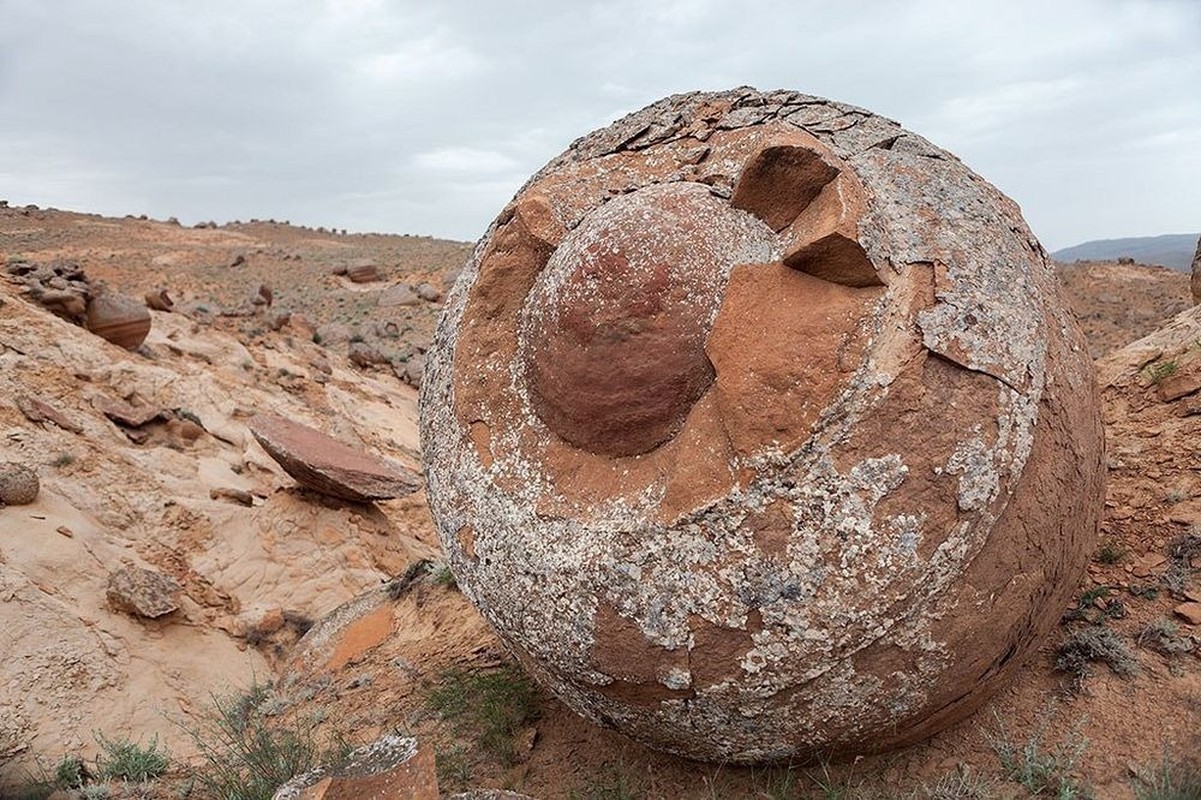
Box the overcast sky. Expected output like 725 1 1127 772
1 0 1197 251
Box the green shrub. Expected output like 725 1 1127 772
95 732 168 781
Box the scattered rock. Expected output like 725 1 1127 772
249 414 420 502
266 308 293 331
314 323 351 347
378 284 420 307
86 289 152 349
144 288 174 311
210 487 254 506
230 254 246 268
252 284 274 307
414 282 442 303
1157 370 1201 402
394 355 424 389
106 566 182 619
1173 602 1201 625
348 341 388 369
95 397 164 428
0 462 40 506
346 259 381 283
272 734 436 800
421 88 1106 763
15 394 82 433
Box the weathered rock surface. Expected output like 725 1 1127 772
144 288 174 311
86 289 152 349
106 566 182 618
421 88 1106 763
0 462 40 506
1191 234 1201 305
347 259 382 283
250 414 420 502
272 734 437 800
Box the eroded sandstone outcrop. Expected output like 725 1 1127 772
420 88 1106 763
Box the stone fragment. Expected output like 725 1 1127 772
1157 370 1201 402
421 88 1105 764
95 397 164 428
249 414 420 502
252 284 274 307
271 734 436 800
379 284 419 307
86 290 152 349
15 395 82 433
0 462 39 506
1173 602 1201 625
106 566 182 618
414 282 442 303
346 260 381 283
348 342 388 368
144 288 174 311
210 487 254 506
394 355 424 389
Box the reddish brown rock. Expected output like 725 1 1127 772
250 414 419 502
421 89 1105 764
346 260 381 283
85 290 151 349
106 566 181 619
1190 234 1201 305
144 288 174 311
1174 602 1201 625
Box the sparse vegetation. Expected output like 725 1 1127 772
433 742 474 789
572 762 643 800
989 709 1093 798
1133 752 1201 799
183 682 347 800
53 753 88 787
434 564 458 589
1163 532 1201 595
1137 619 1193 657
918 763 995 799
426 665 540 767
1055 624 1136 691
1147 360 1179 383
1164 488 1188 505
1094 540 1126 565
95 732 169 782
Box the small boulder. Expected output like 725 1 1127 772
348 341 388 368
346 260 381 283
1191 234 1201 305
1174 602 1201 626
0 462 39 506
249 414 420 502
144 288 174 311
86 290 152 349
414 282 442 303
106 566 182 619
314 323 351 347
378 284 420 308
272 734 436 800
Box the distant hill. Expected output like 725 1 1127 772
1052 233 1199 271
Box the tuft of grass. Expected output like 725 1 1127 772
50 452 76 468
1148 360 1179 384
1137 619 1193 657
989 708 1092 799
571 762 643 800
1055 625 1136 690
434 564 457 589
95 732 168 782
918 763 995 799
183 682 347 800
433 742 474 790
1094 540 1126 565
1163 533 1201 595
53 753 89 787
426 665 540 766
1133 752 1201 799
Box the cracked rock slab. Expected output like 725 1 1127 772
420 87 1105 763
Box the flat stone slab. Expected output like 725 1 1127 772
250 414 419 503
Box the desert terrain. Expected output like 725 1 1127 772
0 203 1198 799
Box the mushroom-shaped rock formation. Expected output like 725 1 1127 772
250 414 420 503
86 289 152 349
419 88 1106 764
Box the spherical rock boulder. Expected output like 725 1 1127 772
0 462 39 506
86 289 152 349
419 88 1105 764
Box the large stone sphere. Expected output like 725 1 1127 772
419 88 1105 763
